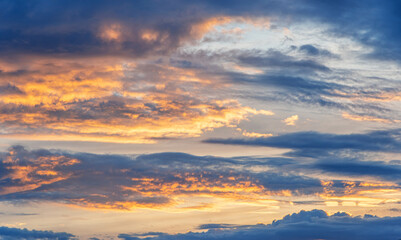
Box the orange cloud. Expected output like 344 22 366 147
283 115 299 126
0 58 273 143
237 128 273 138
0 151 80 195
99 23 123 41
190 16 270 40
342 112 398 123
319 180 399 208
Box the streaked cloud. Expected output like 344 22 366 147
205 128 401 157
342 112 399 124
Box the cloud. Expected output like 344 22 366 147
241 130 273 138
205 128 401 156
0 146 313 209
298 44 337 58
117 209 401 240
0 57 275 143
0 84 24 96
203 127 401 183
236 50 332 73
1 146 394 210
0 0 400 63
313 158 401 182
305 1 401 62
0 0 208 58
0 45 396 144
175 47 401 122
0 226 74 240
0 1 276 59
342 112 399 124
0 1 400 143
283 115 298 126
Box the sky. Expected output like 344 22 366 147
0 0 401 239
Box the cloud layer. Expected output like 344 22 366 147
118 209 401 240
0 146 399 210
0 226 73 240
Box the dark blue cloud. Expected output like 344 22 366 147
307 0 401 62
0 0 206 57
204 129 401 156
203 129 401 182
299 44 320 56
237 50 332 73
316 159 401 177
266 155 401 183
0 0 400 62
298 44 337 58
307 158 401 184
118 209 401 240
0 226 74 240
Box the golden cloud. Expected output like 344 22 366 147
0 57 273 143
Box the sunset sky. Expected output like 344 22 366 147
1 1 401 239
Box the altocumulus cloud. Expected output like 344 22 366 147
118 209 401 240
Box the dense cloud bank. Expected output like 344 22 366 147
3 209 401 239
118 209 401 240
0 226 73 240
